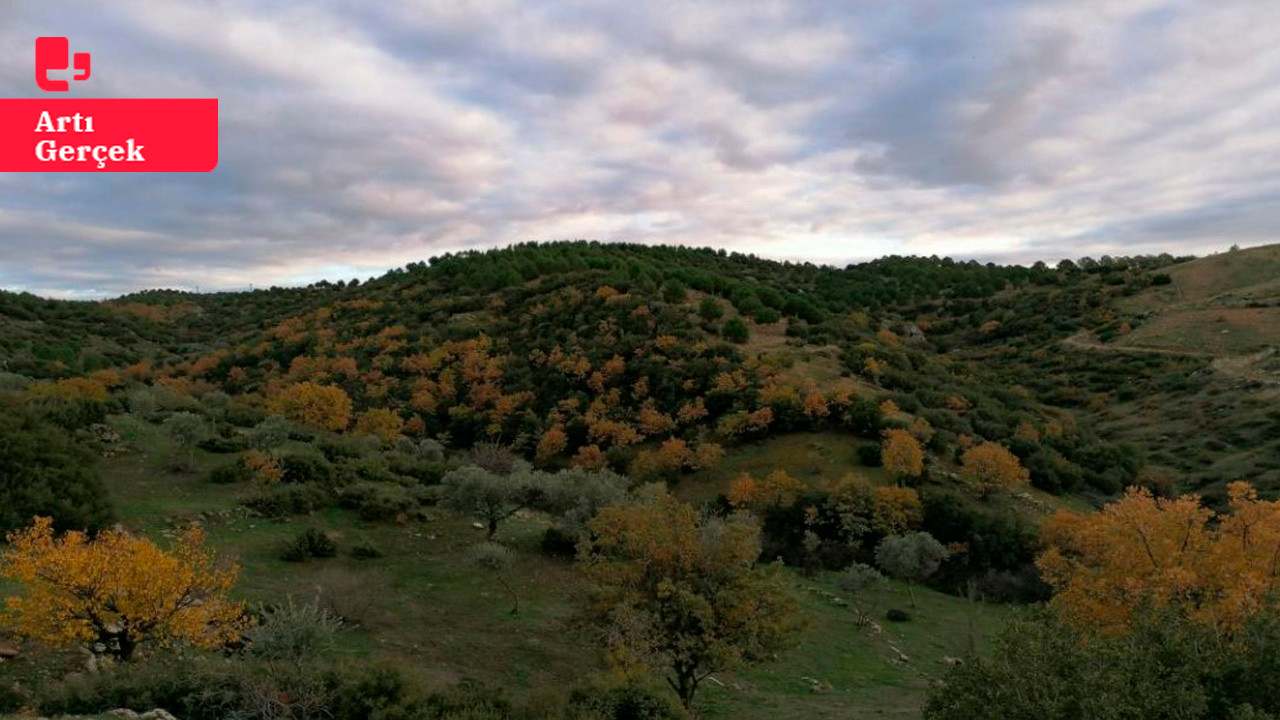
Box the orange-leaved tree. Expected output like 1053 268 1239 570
269 381 352 432
1038 482 1280 633
961 442 1029 498
580 491 802 711
881 429 924 484
1 517 249 661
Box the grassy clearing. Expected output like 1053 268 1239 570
699 575 1012 719
677 432 889 504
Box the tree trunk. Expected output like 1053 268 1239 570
668 667 699 711
487 516 498 539
500 577 519 615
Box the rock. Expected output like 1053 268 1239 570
141 710 180 720
0 644 19 659
942 656 964 666
471 522 485 530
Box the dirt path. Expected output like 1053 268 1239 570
1062 331 1279 385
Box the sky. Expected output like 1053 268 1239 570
1 0 1278 298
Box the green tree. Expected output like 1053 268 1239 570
441 466 534 539
926 609 1280 720
875 532 948 607
721 317 749 343
0 398 113 534
163 411 210 471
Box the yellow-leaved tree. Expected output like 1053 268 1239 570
961 442 1029 498
353 408 404 444
581 491 803 711
1038 482 1280 633
1 517 249 661
269 382 352 432
881 429 924 484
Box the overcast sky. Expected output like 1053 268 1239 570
1 0 1278 298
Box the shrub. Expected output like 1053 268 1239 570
350 537 384 559
566 681 686 719
886 608 911 622
280 453 334 485
197 435 246 454
209 459 253 485
541 525 579 557
280 528 338 562
338 481 429 521
241 484 329 518
857 444 883 467
246 597 341 663
721 317 749 343
0 397 114 535
0 682 23 715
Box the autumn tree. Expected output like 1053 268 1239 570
269 382 352 432
875 532 948 607
961 442 1029 498
1039 482 1280 633
881 429 924 484
1 517 249 661
353 408 404 444
581 492 802 710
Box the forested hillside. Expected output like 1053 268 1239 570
3 241 1279 720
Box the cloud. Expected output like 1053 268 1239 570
0 0 1278 297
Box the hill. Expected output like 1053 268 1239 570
2 240 1279 718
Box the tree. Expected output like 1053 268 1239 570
162 411 209 471
581 491 802 711
721 317 749 343
698 296 724 321
925 609 1280 720
353 408 404 444
1 517 248 661
0 399 113 535
441 466 534 539
875 532 948 607
961 442 1029 498
1039 482 1280 633
881 429 924 484
269 382 352 432
470 542 519 615
839 562 887 625
248 415 291 452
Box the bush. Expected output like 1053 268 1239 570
857 444 882 467
241 483 329 518
209 459 253 485
567 681 686 719
281 528 338 562
350 537 384 559
197 435 246 454
0 682 23 715
886 608 911 622
280 453 334 485
338 481 430 521
541 525 579 557
721 317 749 343
34 655 242 720
0 397 114 535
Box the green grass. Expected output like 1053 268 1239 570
699 575 1010 718
678 432 889 503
